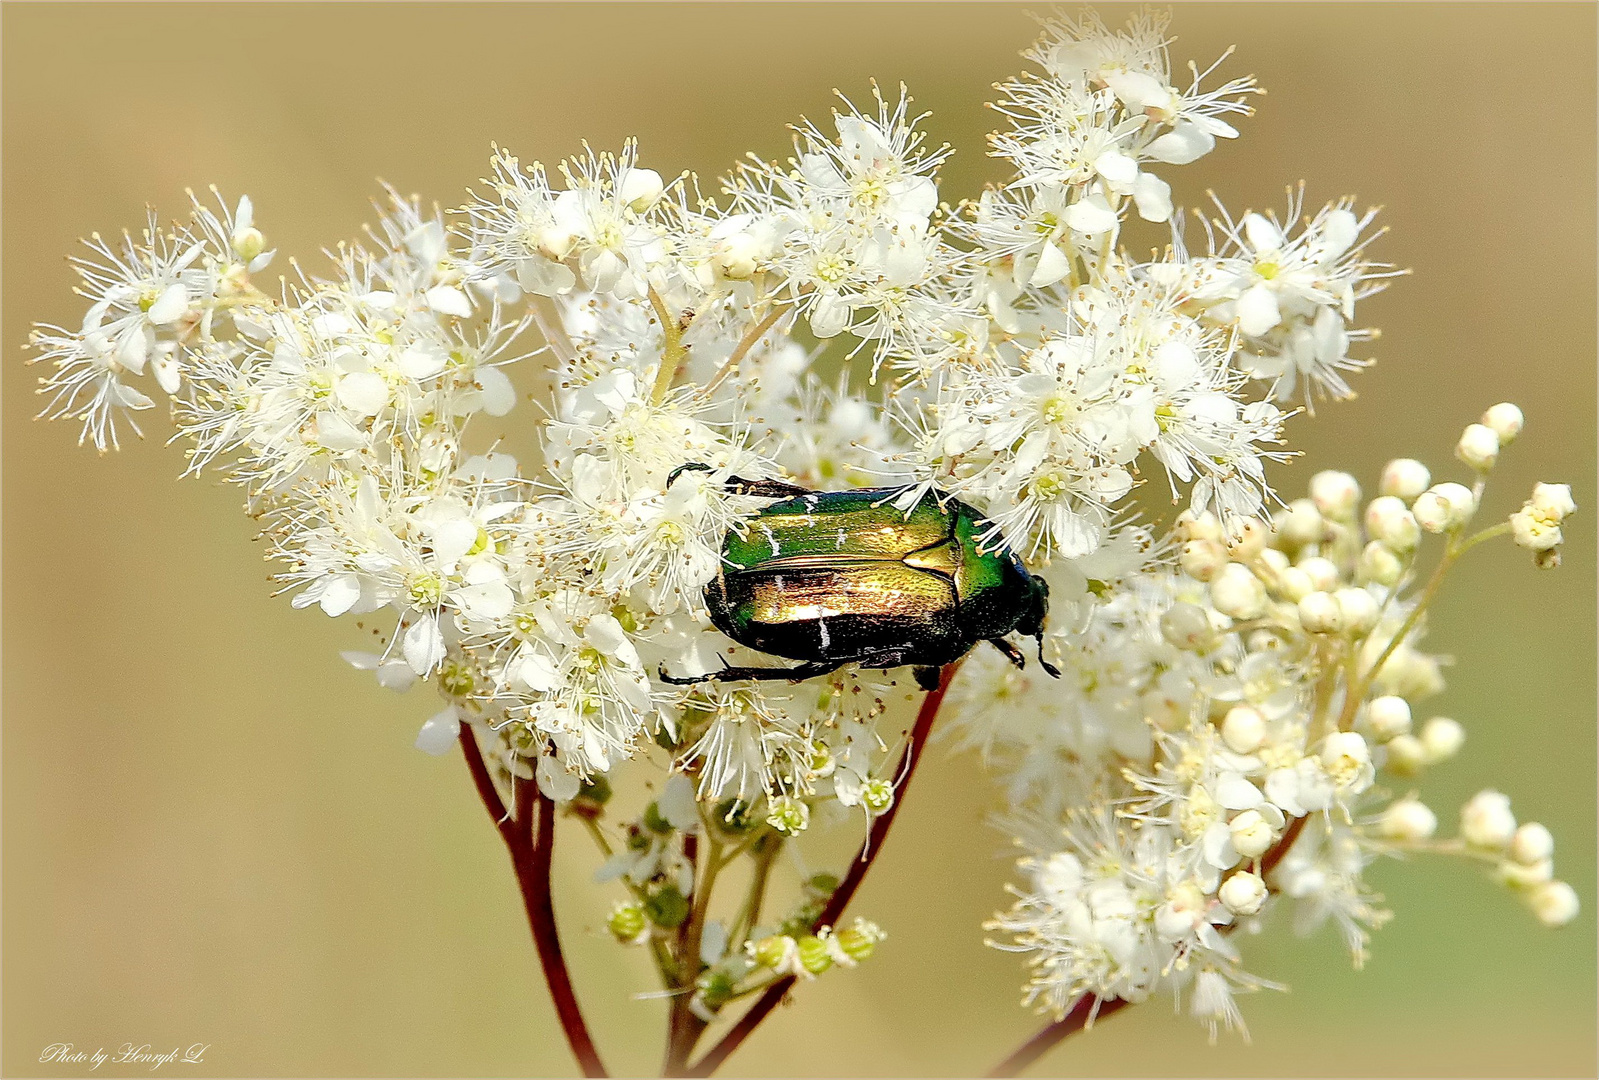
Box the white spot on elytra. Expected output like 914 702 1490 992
818 618 831 649
761 523 780 556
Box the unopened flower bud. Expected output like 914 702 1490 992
1511 822 1555 865
1161 602 1214 651
1297 591 1343 634
1358 541 1404 586
1414 483 1475 532
1335 587 1380 635
608 902 647 943
1385 734 1427 776
1420 716 1464 762
1221 705 1266 753
835 918 885 963
1481 402 1524 445
231 225 266 262
750 934 796 970
1455 423 1500 471
1366 696 1413 741
1226 518 1269 562
1364 496 1420 550
1210 563 1266 620
1529 880 1580 927
1177 509 1223 543
1499 858 1554 888
1275 499 1325 547
1257 547 1289 576
1180 539 1229 582
1310 470 1361 519
1297 556 1340 593
713 232 761 279
1461 789 1516 849
1379 798 1437 841
1380 458 1431 501
1219 871 1268 915
796 935 833 975
1275 565 1314 602
1229 809 1275 858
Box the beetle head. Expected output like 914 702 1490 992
1018 576 1061 679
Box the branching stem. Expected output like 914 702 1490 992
458 731 609 1077
683 661 963 1077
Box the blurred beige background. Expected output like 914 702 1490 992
4 4 1595 1077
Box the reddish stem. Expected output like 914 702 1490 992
985 812 1313 1077
684 662 961 1077
459 730 609 1077
987 996 1130 1078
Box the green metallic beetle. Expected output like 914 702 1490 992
660 464 1061 691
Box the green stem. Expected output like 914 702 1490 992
647 286 688 405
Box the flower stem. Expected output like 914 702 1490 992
683 661 963 1077
648 286 688 405
458 731 609 1077
697 306 784 399
987 996 1130 1078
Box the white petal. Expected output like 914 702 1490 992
402 615 445 674
335 371 389 416
415 706 461 756
1131 172 1173 223
376 660 418 692
425 285 473 318
537 755 581 801
1093 150 1139 187
809 294 850 339
517 651 564 693
318 573 362 616
1242 213 1283 255
1102 70 1170 111
146 282 190 326
1216 773 1265 810
1064 196 1117 236
1028 242 1071 287
455 580 515 620
1145 121 1215 165
151 351 182 394
398 345 447 380
660 773 700 831
1236 284 1282 337
476 365 516 416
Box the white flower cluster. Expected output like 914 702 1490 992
27 6 1578 1049
958 410 1578 1040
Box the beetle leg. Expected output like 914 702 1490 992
986 637 1027 670
1034 633 1062 679
912 665 944 692
657 658 849 685
725 475 811 499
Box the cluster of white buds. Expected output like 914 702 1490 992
25 5 1579 1052
954 405 1575 1039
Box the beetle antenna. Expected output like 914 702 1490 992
666 462 713 489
